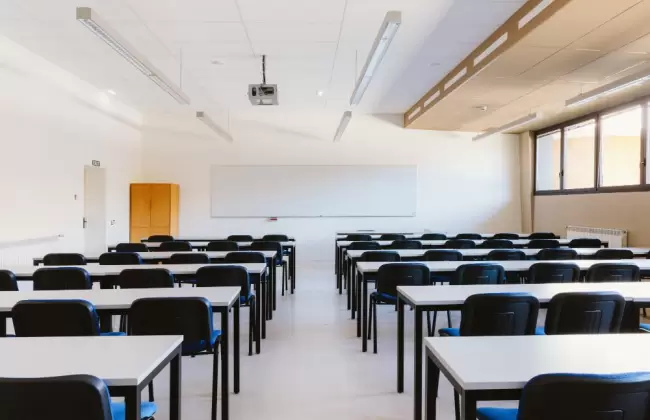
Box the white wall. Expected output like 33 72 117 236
141 112 522 261
0 35 143 265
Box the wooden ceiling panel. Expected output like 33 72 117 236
477 46 557 79
520 49 603 80
561 52 649 83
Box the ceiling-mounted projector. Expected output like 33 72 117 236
248 55 278 106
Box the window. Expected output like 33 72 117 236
564 120 595 189
535 130 561 191
600 106 642 187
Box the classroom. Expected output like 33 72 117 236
3 0 650 419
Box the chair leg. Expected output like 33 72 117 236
432 311 438 336
426 311 432 337
212 337 220 420
249 298 256 356
373 300 378 354
446 311 452 328
148 382 154 402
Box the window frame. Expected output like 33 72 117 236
534 97 650 196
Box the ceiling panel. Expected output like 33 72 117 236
145 22 250 48
561 51 649 83
125 0 241 22
245 22 341 43
237 0 346 22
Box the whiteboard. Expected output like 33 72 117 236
210 165 417 217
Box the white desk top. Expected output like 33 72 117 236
35 250 277 262
336 232 537 239
0 335 182 386
8 263 268 277
0 286 241 311
146 236 295 242
356 259 650 274
398 282 650 306
132 241 294 248
338 239 576 247
425 334 650 391
346 248 650 259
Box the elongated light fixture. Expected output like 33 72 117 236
196 112 233 142
349 11 401 106
472 113 539 141
333 111 352 142
566 69 650 108
76 7 190 104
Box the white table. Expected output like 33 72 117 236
0 335 183 420
112 240 294 249
32 250 278 265
143 236 295 242
424 334 650 420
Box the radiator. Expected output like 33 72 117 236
566 226 627 248
0 234 64 267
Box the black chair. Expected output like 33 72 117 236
452 264 505 285
115 243 149 252
486 250 526 260
456 233 482 240
129 297 220 420
158 241 192 252
344 234 372 241
0 270 18 291
148 235 173 242
98 252 142 265
569 238 602 248
593 249 635 260
0 374 157 420
251 241 290 294
493 233 520 239
165 253 210 286
389 240 422 249
348 241 381 251
528 232 557 239
197 265 256 356
13 299 102 337
420 233 447 240
33 267 91 290
439 293 539 336
225 251 266 264
527 239 560 249
263 234 289 242
43 253 86 266
444 239 476 249
207 241 239 251
423 250 463 262
528 263 580 284
540 292 625 335
118 268 175 289
478 239 514 249
227 235 254 242
379 234 406 240
537 248 578 260
476 372 650 420
586 263 640 282
360 251 401 262
369 263 430 353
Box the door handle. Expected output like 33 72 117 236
83 217 88 229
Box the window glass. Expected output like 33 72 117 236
536 130 561 191
564 120 595 189
601 106 642 187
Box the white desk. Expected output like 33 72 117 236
120 240 294 249
144 236 295 242
424 334 650 420
336 232 545 239
338 239 577 247
33 250 277 265
0 335 183 420
17 263 269 277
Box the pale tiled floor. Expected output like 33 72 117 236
148 262 515 420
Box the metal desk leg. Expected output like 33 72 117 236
414 307 424 420
233 300 240 392
291 245 296 293
397 296 405 393
362 273 368 352
170 351 182 420
425 350 440 420
460 391 477 420
220 308 230 420
124 386 141 420
356 271 362 334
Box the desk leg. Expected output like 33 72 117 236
414 307 423 420
338 252 343 295
124 386 141 420
356 271 362 334
257 273 265 344
220 308 230 420
291 245 296 293
234 300 240 393
397 296 405 393
272 260 277 311
346 257 351 310
170 351 182 420
335 240 339 276
425 352 440 420
460 391 477 420
362 273 368 352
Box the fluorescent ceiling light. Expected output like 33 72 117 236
349 11 401 106
472 113 539 141
566 69 650 108
76 7 190 105
196 111 233 142
333 111 352 142
106 89 116 96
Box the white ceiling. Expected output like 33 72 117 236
0 0 525 118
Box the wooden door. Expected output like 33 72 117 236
150 184 171 230
130 184 151 242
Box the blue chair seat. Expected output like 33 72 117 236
438 327 460 336
476 407 518 420
240 291 255 304
111 401 157 420
370 291 396 303
640 323 650 331
101 332 126 337
182 330 221 354
535 326 545 335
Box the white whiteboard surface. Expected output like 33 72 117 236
210 165 417 218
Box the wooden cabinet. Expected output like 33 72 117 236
129 184 179 242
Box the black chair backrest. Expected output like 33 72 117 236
586 263 640 283
389 240 422 249
459 293 539 336
348 241 381 251
528 263 580 284
528 232 557 239
493 233 520 239
360 251 401 262
344 234 372 241
158 241 192 251
453 264 505 285
207 240 239 251
98 252 142 265
537 248 578 260
227 235 254 242
379 234 406 240
33 267 91 290
593 249 635 260
569 238 602 248
43 253 86 266
444 239 476 249
528 239 560 249
456 233 483 240
0 374 114 420
478 239 514 249
115 243 149 252
420 233 447 240
517 372 650 420
225 251 266 264
118 268 175 289
12 299 100 337
376 263 430 297
487 250 526 261
0 270 18 291
263 234 289 242
544 292 625 334
129 297 214 355
196 265 250 297
148 235 174 242
167 253 210 264
250 241 283 264
423 250 463 261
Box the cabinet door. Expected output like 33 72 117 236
130 227 150 243
130 184 151 227
150 184 171 229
